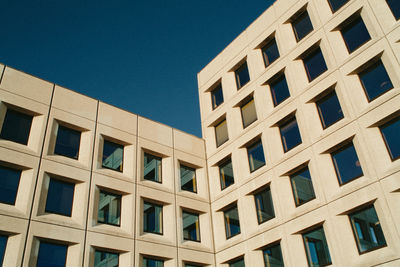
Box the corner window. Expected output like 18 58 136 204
303 47 328 82
340 15 371 53
269 73 290 107
327 0 349 13
215 119 229 147
219 157 234 190
224 204 241 239
94 250 119 267
180 164 197 193
0 108 32 145
54 125 81 159
45 177 75 217
279 116 302 152
143 257 164 267
240 98 257 128
102 140 124 172
262 37 280 67
386 0 400 20
211 83 224 110
290 166 316 206
143 201 163 234
316 90 344 129
358 60 394 102
380 116 400 161
0 165 21 205
254 186 275 224
292 10 314 42
0 235 7 267
247 139 266 172
98 190 121 226
143 152 162 183
263 242 284 267
229 257 245 267
302 226 332 267
183 210 200 242
331 141 363 185
235 62 250 90
349 205 387 253
36 241 68 267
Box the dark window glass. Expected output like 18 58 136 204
180 165 197 193
328 0 349 13
341 16 371 53
302 227 332 267
98 190 121 226
247 140 266 172
0 109 32 145
241 98 257 128
359 60 394 102
224 205 240 239
349 205 387 254
229 257 245 267
380 116 400 161
254 187 275 224
303 47 328 82
386 0 400 20
316 90 344 129
36 241 68 267
280 117 302 152
262 38 280 67
270 74 290 107
331 142 363 185
185 264 202 267
215 119 229 147
143 153 162 183
143 201 163 234
102 140 123 172
0 165 21 205
263 243 284 267
292 10 314 42
143 257 164 267
219 158 234 190
94 250 119 267
183 211 200 242
235 62 250 89
54 125 81 159
45 178 75 216
0 235 7 267
211 83 224 110
290 167 316 206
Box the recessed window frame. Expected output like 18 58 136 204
210 82 224 110
268 71 291 107
262 241 284 267
143 200 163 235
246 138 266 173
315 88 344 129
339 13 371 54
291 8 314 42
223 203 241 239
0 235 7 267
0 107 33 146
301 225 332 267
253 185 275 224
386 0 400 20
182 210 201 242
261 35 280 68
234 61 251 90
143 256 164 267
214 117 229 148
327 0 350 13
36 240 68 267
102 139 124 172
240 96 257 129
97 189 122 227
0 164 22 206
180 163 197 193
301 45 328 82
218 156 235 191
278 115 303 153
289 165 316 207
54 124 82 160
379 115 400 161
228 256 245 267
45 176 75 217
94 249 119 267
143 152 162 183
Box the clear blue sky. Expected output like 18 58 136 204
0 0 274 137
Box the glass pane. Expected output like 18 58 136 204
316 90 344 129
280 117 302 152
45 178 75 216
37 241 68 267
224 205 240 238
143 201 163 234
303 227 332 267
247 140 266 172
262 38 280 67
359 60 393 102
0 236 7 267
0 165 21 205
102 140 124 172
0 109 32 145
94 250 119 267
144 153 162 182
180 165 197 193
219 158 234 190
185 264 202 267
54 125 81 159
270 74 290 106
386 0 400 20
328 0 349 12
254 187 275 224
241 99 257 128
303 47 328 82
215 120 229 147
98 190 121 226
183 211 200 241
292 11 313 42
211 84 224 109
235 62 250 89
349 205 387 253
229 258 245 267
290 167 316 206
263 243 284 267
331 142 363 185
143 257 164 267
341 16 371 53
380 117 400 160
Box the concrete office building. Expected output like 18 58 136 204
0 0 399 266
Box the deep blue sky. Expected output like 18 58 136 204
0 0 274 137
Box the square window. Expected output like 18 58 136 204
182 210 200 242
331 142 363 185
327 0 349 13
0 235 7 267
54 125 81 159
386 0 400 20
219 157 234 190
279 116 302 152
211 83 224 110
303 47 328 82
292 10 314 42
98 190 121 226
247 139 266 172
254 186 275 224
0 108 32 145
102 140 124 172
143 201 163 234
143 152 162 183
316 90 344 129
302 226 332 267
235 62 250 90
143 257 164 267
263 243 284 267
36 241 68 267
380 116 400 161
262 37 280 67
0 165 21 205
215 119 229 147
340 16 371 53
240 98 257 128
224 205 241 239
358 60 394 102
229 257 245 267
45 177 75 217
269 73 290 107
94 250 119 267
290 166 316 206
180 164 197 193
349 205 387 253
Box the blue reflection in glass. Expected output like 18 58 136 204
45 178 75 216
0 165 21 205
270 74 290 106
37 241 67 267
0 109 32 145
54 125 81 159
341 16 370 53
359 60 393 101
316 90 343 129
303 47 328 82
332 142 363 185
380 117 400 160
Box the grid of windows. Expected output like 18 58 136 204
292 10 313 42
102 140 123 172
340 15 371 53
380 116 400 161
211 83 224 110
290 166 316 207
215 119 229 147
302 47 328 82
98 190 121 226
279 116 302 152
262 37 280 67
331 142 363 185
36 241 68 267
316 90 344 129
235 62 250 90
254 186 275 224
0 165 21 205
0 108 32 145
54 125 81 159
386 0 400 20
45 177 75 217
180 164 197 193
302 226 332 267
263 242 284 267
269 73 290 107
143 201 163 234
94 250 119 267
240 98 257 129
182 210 200 242
219 157 235 190
247 139 266 172
224 204 241 239
328 0 349 12
144 152 162 183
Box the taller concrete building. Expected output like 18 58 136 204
0 0 399 266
